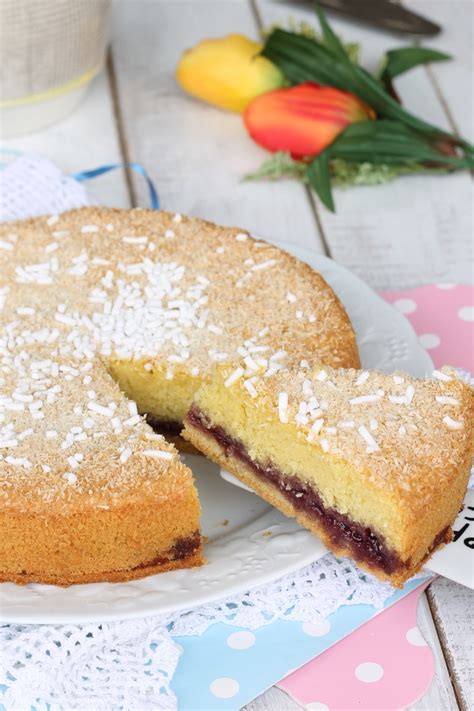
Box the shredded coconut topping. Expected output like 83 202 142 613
433 370 452 382
221 362 472 495
358 425 379 452
443 415 463 430
278 392 289 423
350 394 382 405
1 207 355 507
142 450 174 460
436 395 460 405
355 371 369 385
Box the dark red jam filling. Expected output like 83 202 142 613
145 414 183 436
133 531 201 570
186 406 449 576
171 531 202 559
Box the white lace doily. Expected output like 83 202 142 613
0 153 455 711
0 152 92 222
1 556 397 711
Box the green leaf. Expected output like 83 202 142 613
261 19 360 64
263 29 348 87
327 120 474 169
307 151 335 211
305 120 473 210
382 47 451 81
314 2 348 60
262 29 472 152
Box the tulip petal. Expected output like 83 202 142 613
244 81 374 159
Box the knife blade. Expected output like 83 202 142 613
299 0 441 37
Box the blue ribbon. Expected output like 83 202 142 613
0 151 160 210
72 162 160 210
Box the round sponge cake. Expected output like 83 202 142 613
0 207 359 585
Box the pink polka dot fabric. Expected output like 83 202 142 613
385 284 473 371
279 583 433 711
278 285 473 710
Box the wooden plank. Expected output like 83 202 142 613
426 578 474 711
255 0 473 290
244 686 302 711
0 70 130 209
110 0 325 252
407 0 473 142
412 591 460 710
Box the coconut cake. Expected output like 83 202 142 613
0 207 359 585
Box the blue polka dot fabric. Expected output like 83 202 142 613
171 576 427 709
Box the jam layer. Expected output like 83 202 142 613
186 407 448 576
133 531 201 570
145 414 183 436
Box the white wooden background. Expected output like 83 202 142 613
2 1 473 708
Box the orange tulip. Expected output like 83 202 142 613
243 82 375 159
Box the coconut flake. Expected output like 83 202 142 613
443 415 463 430
355 371 369 385
278 392 289 423
143 449 174 460
432 370 452 382
244 379 258 398
358 425 379 451
225 367 244 388
436 395 460 405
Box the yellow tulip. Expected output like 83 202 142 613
176 34 285 113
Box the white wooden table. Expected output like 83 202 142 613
3 1 472 708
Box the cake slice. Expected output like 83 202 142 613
183 363 474 586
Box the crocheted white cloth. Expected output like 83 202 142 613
0 153 451 710
1 558 396 711
0 153 93 222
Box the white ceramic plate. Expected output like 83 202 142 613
0 244 432 623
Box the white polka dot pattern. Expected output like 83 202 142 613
355 661 384 683
302 620 331 637
458 306 474 322
406 626 428 647
209 677 240 698
227 631 256 650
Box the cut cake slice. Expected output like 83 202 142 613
183 363 474 586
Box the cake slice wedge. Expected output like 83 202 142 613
183 363 474 586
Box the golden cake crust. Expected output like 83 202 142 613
0 207 359 584
183 363 474 586
182 420 452 587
